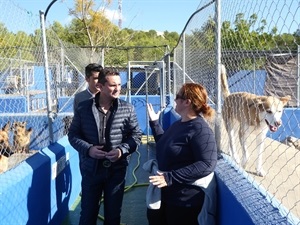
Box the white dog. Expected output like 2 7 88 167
221 65 290 176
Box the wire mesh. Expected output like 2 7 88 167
171 0 300 222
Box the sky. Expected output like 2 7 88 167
12 0 201 33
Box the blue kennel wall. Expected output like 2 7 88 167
0 96 27 113
0 98 297 150
58 95 298 139
0 136 81 225
215 155 298 225
228 70 267 95
58 96 74 113
0 139 297 224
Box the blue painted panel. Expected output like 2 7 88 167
31 66 46 91
58 97 74 113
228 70 266 95
160 105 180 130
216 173 255 225
0 137 295 225
215 156 294 225
129 96 161 134
119 71 128 86
0 97 27 113
0 136 81 225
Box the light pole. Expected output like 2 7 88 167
45 0 58 21
40 0 58 144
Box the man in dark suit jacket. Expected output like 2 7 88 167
68 67 142 225
73 63 103 111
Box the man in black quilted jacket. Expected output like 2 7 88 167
68 67 142 225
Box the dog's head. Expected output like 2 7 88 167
0 121 11 141
256 95 290 132
12 121 32 135
0 122 11 155
12 121 26 133
1 121 10 132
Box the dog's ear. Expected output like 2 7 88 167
251 97 269 112
252 96 265 106
280 95 291 106
2 121 10 132
26 127 33 135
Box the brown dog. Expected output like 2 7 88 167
12 121 33 153
0 121 12 157
221 65 290 176
0 121 12 173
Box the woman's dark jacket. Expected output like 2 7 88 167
149 116 217 207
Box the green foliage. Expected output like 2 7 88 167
0 23 37 70
219 13 299 69
0 4 299 69
178 12 299 71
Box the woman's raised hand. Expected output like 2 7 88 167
147 103 161 121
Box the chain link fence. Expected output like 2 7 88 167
1 0 300 223
171 0 300 222
0 0 168 173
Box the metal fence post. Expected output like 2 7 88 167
40 11 54 144
215 0 222 153
297 45 300 107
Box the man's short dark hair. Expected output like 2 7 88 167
85 63 103 78
98 67 120 84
